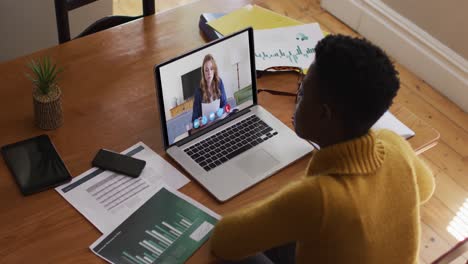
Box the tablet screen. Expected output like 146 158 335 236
1 135 71 195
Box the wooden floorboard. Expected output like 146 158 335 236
396 86 468 157
423 142 468 192
427 159 468 213
113 0 196 15
396 65 468 133
422 196 461 245
114 0 468 262
420 221 452 263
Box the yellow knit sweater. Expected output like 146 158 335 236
211 130 435 264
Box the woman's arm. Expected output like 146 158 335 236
192 87 202 122
413 155 435 204
218 79 227 108
211 179 323 260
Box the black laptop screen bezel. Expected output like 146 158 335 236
154 28 257 150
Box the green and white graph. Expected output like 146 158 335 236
91 186 219 264
254 23 324 70
255 46 316 64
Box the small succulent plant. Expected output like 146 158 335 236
26 57 63 95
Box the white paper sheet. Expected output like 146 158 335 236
254 23 324 71
56 142 190 234
372 111 415 139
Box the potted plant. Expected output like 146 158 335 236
26 57 64 130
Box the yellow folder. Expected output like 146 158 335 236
207 4 303 35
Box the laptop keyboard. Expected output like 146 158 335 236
184 115 278 171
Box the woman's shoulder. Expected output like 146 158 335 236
218 78 225 88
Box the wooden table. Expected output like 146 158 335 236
0 0 439 263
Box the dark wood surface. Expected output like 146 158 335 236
0 0 439 263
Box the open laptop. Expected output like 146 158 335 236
154 28 314 202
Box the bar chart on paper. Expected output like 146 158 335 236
91 187 219 264
129 213 197 263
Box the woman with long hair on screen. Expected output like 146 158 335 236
192 54 227 125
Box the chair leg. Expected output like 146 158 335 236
143 0 155 16
54 0 71 44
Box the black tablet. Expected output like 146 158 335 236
1 134 72 195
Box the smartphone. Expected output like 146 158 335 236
92 149 146 178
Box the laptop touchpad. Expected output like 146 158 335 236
236 149 279 178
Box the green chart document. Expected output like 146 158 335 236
91 186 220 264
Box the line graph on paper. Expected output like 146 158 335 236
255 45 316 70
253 23 324 70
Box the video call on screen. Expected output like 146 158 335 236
159 31 254 145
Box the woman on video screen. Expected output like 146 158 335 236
192 54 227 123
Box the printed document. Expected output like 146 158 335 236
91 185 219 264
56 142 190 234
254 23 324 70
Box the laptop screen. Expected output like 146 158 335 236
156 29 255 147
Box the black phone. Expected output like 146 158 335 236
92 149 146 178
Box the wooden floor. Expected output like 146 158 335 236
113 0 196 15
114 0 468 263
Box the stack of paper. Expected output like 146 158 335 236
207 4 302 35
56 142 223 263
207 4 325 71
56 142 190 233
